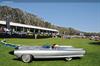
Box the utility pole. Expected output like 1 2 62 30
6 15 11 30
5 15 11 35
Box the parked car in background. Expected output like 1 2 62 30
89 36 100 41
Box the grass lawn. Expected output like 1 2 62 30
0 38 100 66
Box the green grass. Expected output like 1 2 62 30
0 38 100 66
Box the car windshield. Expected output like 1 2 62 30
42 45 51 48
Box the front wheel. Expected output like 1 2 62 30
65 57 72 61
21 54 32 63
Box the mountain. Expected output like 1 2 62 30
0 5 80 35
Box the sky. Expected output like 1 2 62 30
0 2 100 32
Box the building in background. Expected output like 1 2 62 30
0 21 59 38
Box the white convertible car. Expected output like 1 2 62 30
9 45 86 63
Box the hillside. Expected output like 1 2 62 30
0 6 80 35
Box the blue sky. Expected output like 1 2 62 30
0 2 100 32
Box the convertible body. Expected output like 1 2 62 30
10 45 86 63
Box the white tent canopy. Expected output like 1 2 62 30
0 21 59 32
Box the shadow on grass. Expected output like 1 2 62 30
13 58 22 61
89 42 100 45
12 57 81 62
